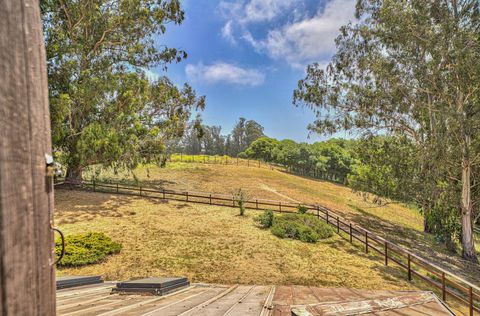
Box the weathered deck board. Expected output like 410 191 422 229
56 283 454 316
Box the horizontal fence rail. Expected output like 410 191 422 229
56 178 480 315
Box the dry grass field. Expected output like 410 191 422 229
54 189 415 291
86 161 480 285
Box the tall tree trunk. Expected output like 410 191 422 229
460 141 478 263
66 164 83 183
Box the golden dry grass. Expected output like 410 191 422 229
54 189 416 290
87 161 480 285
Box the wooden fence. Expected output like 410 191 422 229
58 178 480 315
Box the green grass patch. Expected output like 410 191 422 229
56 232 122 267
270 213 334 243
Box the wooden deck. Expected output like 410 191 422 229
56 283 454 316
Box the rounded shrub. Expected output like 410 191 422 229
55 232 122 267
256 210 274 228
270 213 333 243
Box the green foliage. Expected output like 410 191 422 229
297 205 308 214
41 0 205 180
244 137 279 162
270 213 333 243
56 232 122 267
256 210 274 228
293 0 480 261
234 189 249 216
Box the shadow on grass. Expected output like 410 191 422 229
55 187 135 224
346 203 480 285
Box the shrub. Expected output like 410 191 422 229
56 232 122 267
270 213 333 243
256 210 274 228
297 205 308 214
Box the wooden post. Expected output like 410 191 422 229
365 231 369 253
441 272 446 301
316 206 320 218
469 286 473 316
407 254 412 281
349 223 353 243
384 242 388 265
0 1 56 313
326 210 329 224
336 217 340 233
256 199 259 210
209 194 212 205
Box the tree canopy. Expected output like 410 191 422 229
293 0 480 262
42 0 204 180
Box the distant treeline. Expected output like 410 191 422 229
170 117 264 157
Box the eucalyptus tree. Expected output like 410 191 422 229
294 0 480 261
41 0 204 181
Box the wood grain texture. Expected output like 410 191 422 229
0 0 55 315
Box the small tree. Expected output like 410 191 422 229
233 189 249 216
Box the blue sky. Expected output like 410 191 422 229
150 0 356 142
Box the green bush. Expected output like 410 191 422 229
56 232 122 267
297 205 308 214
270 213 333 243
256 210 274 228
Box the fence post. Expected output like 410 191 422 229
441 272 446 301
209 194 212 205
336 217 340 233
349 223 353 243
407 254 412 281
384 242 388 265
365 231 369 253
256 199 258 210
469 286 473 316
326 211 329 224
93 180 96 192
317 206 319 218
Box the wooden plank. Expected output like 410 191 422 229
0 0 55 315
226 286 272 316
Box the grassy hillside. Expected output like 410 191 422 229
55 189 415 290
86 161 480 285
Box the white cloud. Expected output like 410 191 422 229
257 0 355 67
220 0 296 24
219 0 356 68
185 62 265 86
221 20 237 44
